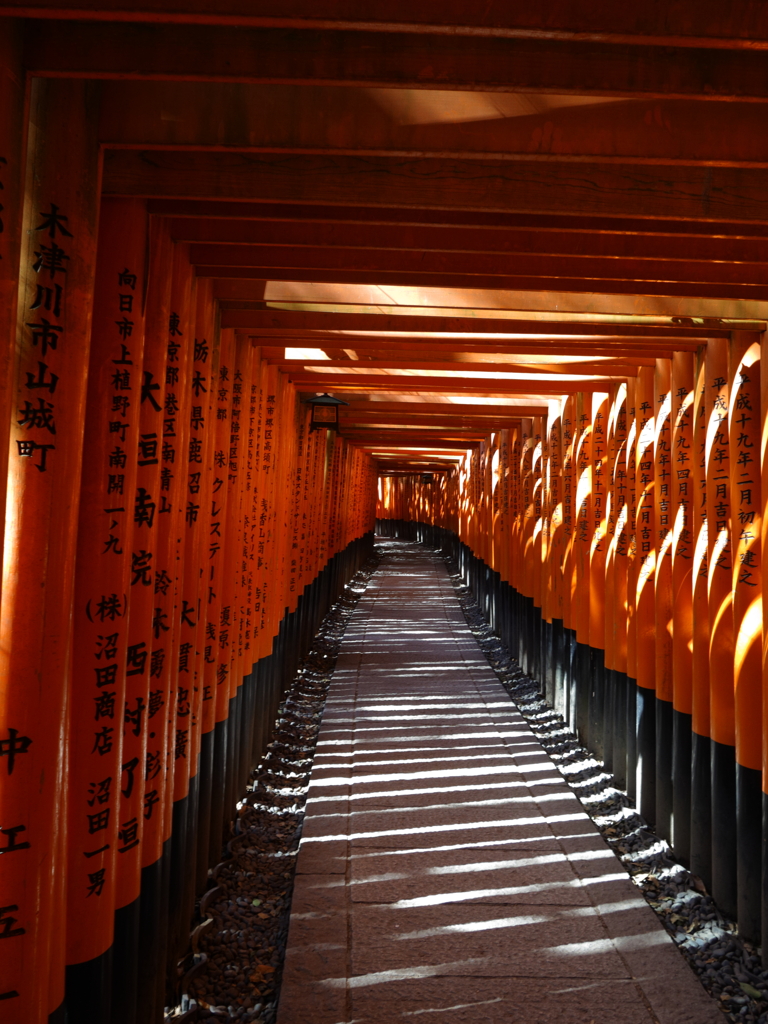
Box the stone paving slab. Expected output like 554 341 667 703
277 540 722 1024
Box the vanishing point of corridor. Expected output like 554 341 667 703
277 541 720 1024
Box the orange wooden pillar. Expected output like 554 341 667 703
690 349 712 887
547 405 567 719
604 384 629 787
519 419 535 674
670 351 695 864
573 396 592 744
208 328 236 865
531 418 544 681
1 80 101 1024
100 201 154 1024
239 344 261 771
588 393 608 761
654 359 674 840
66 198 147 1023
161 245 198 968
560 399 577 731
634 366 657 823
497 429 511 592
185 283 219 896
624 379 639 803
0 21 24 605
728 333 762 942
226 333 254 822
706 336 737 919
761 331 768 959
539 416 553 701
247 354 271 764
134 217 175 1024
508 427 521 615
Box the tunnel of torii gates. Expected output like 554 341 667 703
8 4 768 1024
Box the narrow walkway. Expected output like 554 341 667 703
277 541 720 1024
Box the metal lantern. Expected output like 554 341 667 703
307 392 348 432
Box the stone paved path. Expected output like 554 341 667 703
276 540 722 1024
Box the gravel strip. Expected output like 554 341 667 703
166 552 381 1023
445 553 768 1024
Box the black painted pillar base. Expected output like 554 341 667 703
690 731 713 889
137 849 169 1024
196 727 215 891
711 739 738 921
670 708 692 866
111 897 140 1024
588 647 605 763
635 684 656 826
574 642 589 747
209 717 228 867
625 677 637 804
566 628 578 735
167 792 190 991
64 947 113 1024
602 666 615 775
552 618 565 720
612 670 628 791
736 762 762 944
655 697 674 843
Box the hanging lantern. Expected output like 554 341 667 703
308 392 348 432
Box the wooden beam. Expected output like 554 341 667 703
341 417 522 429
261 342 698 362
6 1 768 50
203 264 768 300
341 401 548 415
342 415 515 425
294 344 659 364
376 468 452 474
26 23 768 102
274 358 639 376
191 242 768 287
248 334 708 359
342 433 483 446
174 217 768 264
103 150 768 223
289 372 614 393
95 85 768 169
154 201 768 240
222 308 712 341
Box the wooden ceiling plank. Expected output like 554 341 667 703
303 346 659 364
7 1 768 49
152 200 768 240
341 401 548 415
191 242 768 287
249 335 707 358
172 218 768 264
201 264 768 300
288 373 615 393
94 85 768 170
272 358 644 375
104 150 768 223
221 308 714 341
27 22 768 102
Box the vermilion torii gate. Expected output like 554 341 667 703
3 4 768 1022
